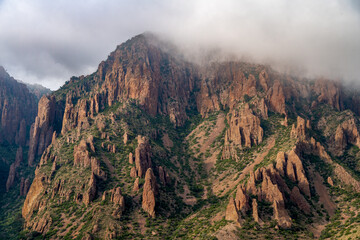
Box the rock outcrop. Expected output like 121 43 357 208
61 94 90 134
110 187 125 219
314 79 343 111
28 95 57 166
0 66 37 145
142 168 158 217
74 139 91 167
233 163 300 229
225 197 240 224
6 163 16 192
20 177 31 196
83 173 97 206
223 104 263 159
133 178 140 192
158 166 169 185
135 136 152 178
290 116 309 140
6 147 23 191
275 150 311 198
267 80 286 115
22 174 46 220
333 117 360 156
252 199 261 224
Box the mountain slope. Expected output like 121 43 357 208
0 67 49 239
20 34 360 239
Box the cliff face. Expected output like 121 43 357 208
0 66 37 145
0 67 46 195
19 34 360 239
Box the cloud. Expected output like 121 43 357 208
0 0 359 90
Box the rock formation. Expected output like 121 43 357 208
110 187 125 219
314 79 343 111
223 103 263 159
22 174 46 220
28 95 57 166
135 136 152 178
290 116 308 140
20 177 31 196
275 150 311 198
83 173 97 206
267 80 286 115
225 197 240 224
252 199 262 224
6 163 16 192
74 139 91 167
142 168 158 217
0 66 37 145
133 178 140 192
333 117 360 156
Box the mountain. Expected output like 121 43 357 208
0 66 51 239
20 82 52 101
11 34 360 239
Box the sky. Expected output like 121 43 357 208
0 0 359 90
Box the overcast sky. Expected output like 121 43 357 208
0 0 359 90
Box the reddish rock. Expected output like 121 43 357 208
158 166 169 185
133 178 140 192
91 157 106 180
28 95 56 166
334 125 347 156
235 185 250 215
333 118 360 156
61 95 89 134
123 132 128 145
314 79 343 111
290 116 307 140
129 152 134 164
74 140 91 167
142 168 158 217
87 135 95 152
20 177 31 196
130 167 137 178
275 152 286 176
258 70 269 92
225 104 263 148
83 173 97 206
111 187 125 218
6 163 16 192
223 104 263 159
267 80 286 115
246 172 257 196
225 197 240 224
22 174 46 220
273 200 292 229
327 177 334 186
287 150 311 198
0 68 37 146
252 198 262 224
135 136 152 178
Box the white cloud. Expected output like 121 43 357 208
0 0 359 90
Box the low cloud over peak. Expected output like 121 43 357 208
0 0 359 90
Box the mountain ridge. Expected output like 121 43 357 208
9 33 360 239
